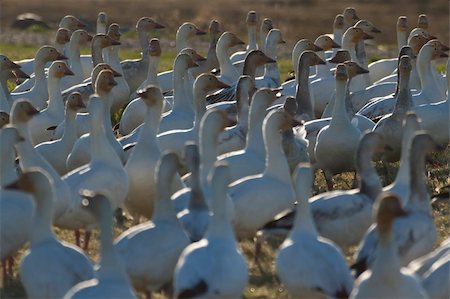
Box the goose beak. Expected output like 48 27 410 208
111 40 121 46
356 64 369 74
216 80 230 89
154 22 165 29
64 66 75 76
111 68 122 77
233 36 246 46
362 32 374 40
109 77 118 87
440 51 449 58
316 57 327 65
193 52 207 62
195 28 206 35
57 53 68 60
4 179 20 190
86 34 93 42
331 40 341 48
371 26 382 34
265 56 276 64
13 69 30 79
8 60 21 69
77 20 86 29
312 44 324 52
279 39 287 44
27 105 40 116
439 43 450 52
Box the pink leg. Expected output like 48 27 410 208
83 230 92 252
75 230 81 247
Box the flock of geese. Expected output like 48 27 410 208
0 6 449 299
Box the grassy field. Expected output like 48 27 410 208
1 1 449 298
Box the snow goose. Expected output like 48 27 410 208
55 63 121 139
230 11 258 64
59 15 86 32
158 53 198 133
120 17 165 94
124 86 184 222
158 74 230 161
276 164 354 298
352 132 438 277
216 75 255 155
331 14 345 53
192 20 221 76
15 169 94 299
66 69 125 172
229 109 296 239
61 94 128 249
0 127 33 282
350 193 428 298
174 161 248 298
373 55 414 162
412 57 450 147
215 32 245 85
409 238 450 299
28 61 74 145
314 64 362 189
11 100 71 220
177 143 209 242
207 50 275 105
61 29 93 90
35 92 86 175
260 131 383 250
354 20 382 85
63 191 137 299
255 29 286 89
171 109 231 212
115 152 190 297
90 33 121 71
11 46 67 110
359 40 448 120
218 88 277 182
368 16 409 83
157 22 205 92
105 23 131 114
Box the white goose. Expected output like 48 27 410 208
354 20 382 86
35 92 86 175
368 16 409 83
218 88 277 182
342 7 360 30
17 169 94 299
0 127 33 282
157 22 206 92
11 46 67 110
115 152 190 297
177 143 209 242
314 64 361 189
276 163 354 298
350 193 428 299
174 162 248 298
63 191 137 299
215 32 245 86
352 132 437 277
255 29 286 89
229 109 295 239
28 61 74 145
66 70 125 172
158 74 230 160
124 86 184 222
230 11 258 63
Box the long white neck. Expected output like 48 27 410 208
245 101 268 156
393 68 412 115
192 89 208 134
314 51 330 77
107 45 122 71
60 108 78 151
217 40 239 82
295 59 314 120
417 47 442 99
30 188 55 246
92 43 105 67
200 125 220 188
46 76 65 118
68 37 81 64
153 165 179 222
138 29 149 61
34 57 47 81
0 141 17 186
145 56 159 86
247 25 258 51
176 32 190 53
134 103 161 151
334 30 344 48
263 39 281 85
330 78 350 127
172 64 192 113
263 123 291 183
370 229 402 282
408 142 431 213
357 143 382 200
291 190 317 237
397 31 408 52
206 184 236 242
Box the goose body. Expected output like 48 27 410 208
276 164 353 298
216 32 244 86
174 162 248 299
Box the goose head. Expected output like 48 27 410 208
409 28 436 42
147 38 162 57
72 29 93 45
137 85 164 110
0 112 10 128
417 14 428 29
201 109 233 137
178 22 206 38
355 20 382 34
66 92 86 112
411 131 438 158
343 61 369 79
422 40 449 60
261 18 274 37
344 27 373 44
0 126 24 144
55 28 71 46
209 19 221 38
315 35 340 51
35 46 67 63
283 96 298 117
5 168 53 199
265 109 296 134
246 11 258 26
0 55 21 71
398 46 416 60
59 15 85 31
92 34 121 50
408 34 431 56
10 100 39 124
180 48 206 63
97 12 108 28
136 17 165 32
328 49 351 64
95 69 117 95
343 7 360 27
398 55 413 74
218 32 245 48
174 53 198 73
107 23 121 43
266 29 286 46
246 50 276 66
397 16 408 33
48 61 74 79
335 63 349 82
334 14 345 31
299 50 326 68
91 63 122 83
374 192 407 236
194 73 230 93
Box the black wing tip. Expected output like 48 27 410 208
177 280 208 299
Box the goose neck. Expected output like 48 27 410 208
397 31 407 52
245 103 267 155
68 39 81 62
46 76 65 117
330 79 350 127
247 25 258 51
199 128 220 187
295 59 314 120
138 29 149 59
172 65 192 112
137 105 160 148
408 143 431 212
357 148 382 200
146 56 159 86
263 123 291 182
314 51 329 77
371 230 402 280
153 170 179 222
393 69 412 114
345 77 356 117
176 31 189 53
60 109 78 148
30 188 55 246
291 192 318 237
417 49 435 94
0 144 17 186
34 58 46 80
91 42 104 67
243 58 258 79
333 30 344 47
342 39 357 62
193 89 208 131
207 190 235 241
217 41 238 80
189 172 207 209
